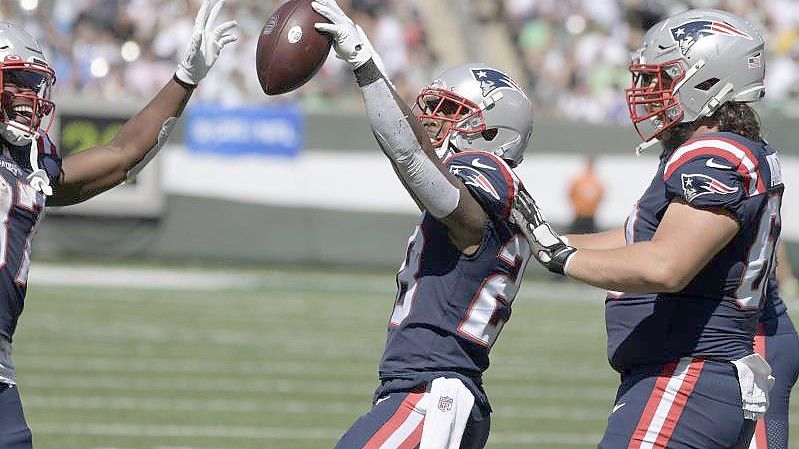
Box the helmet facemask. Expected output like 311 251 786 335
626 59 686 143
414 87 485 156
0 58 56 146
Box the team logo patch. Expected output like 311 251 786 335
450 164 501 200
670 20 753 55
438 395 454 412
470 68 521 97
681 173 739 202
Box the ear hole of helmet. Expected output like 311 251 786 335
695 78 720 91
481 128 498 141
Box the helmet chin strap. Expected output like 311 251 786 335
1 124 52 195
27 133 52 196
435 133 457 160
0 122 33 147
635 138 660 156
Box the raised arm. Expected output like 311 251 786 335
313 0 486 252
49 0 237 206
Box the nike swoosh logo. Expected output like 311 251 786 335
612 402 626 414
374 395 390 406
706 158 733 170
472 158 496 171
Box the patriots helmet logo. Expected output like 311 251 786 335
670 20 753 55
471 68 522 97
681 173 739 203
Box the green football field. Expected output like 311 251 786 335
11 263 799 449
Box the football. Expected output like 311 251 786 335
255 0 332 96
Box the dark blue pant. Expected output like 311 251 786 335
0 384 31 449
334 390 490 449
751 314 799 449
598 358 751 449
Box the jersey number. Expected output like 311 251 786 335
734 192 781 309
391 229 530 348
0 180 43 286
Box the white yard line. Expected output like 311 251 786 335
34 422 605 446
29 264 260 290
22 374 613 401
24 395 608 421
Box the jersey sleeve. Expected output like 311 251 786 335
446 151 520 219
36 133 62 187
661 137 765 215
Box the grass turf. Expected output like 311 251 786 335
10 265 798 449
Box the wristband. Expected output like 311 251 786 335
354 59 383 87
172 73 196 90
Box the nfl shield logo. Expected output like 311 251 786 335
438 396 454 412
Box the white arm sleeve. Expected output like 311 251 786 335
360 74 460 218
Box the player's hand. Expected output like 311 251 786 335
312 0 373 70
175 0 238 86
511 188 577 275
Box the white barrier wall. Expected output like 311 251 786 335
162 148 799 239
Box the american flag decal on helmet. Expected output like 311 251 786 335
681 173 739 203
470 68 521 97
670 20 753 55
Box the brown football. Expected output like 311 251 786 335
256 0 332 96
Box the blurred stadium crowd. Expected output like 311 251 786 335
1 0 797 122
501 0 799 122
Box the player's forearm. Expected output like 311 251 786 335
355 60 460 218
110 78 193 171
52 79 191 205
566 242 691 293
566 227 626 250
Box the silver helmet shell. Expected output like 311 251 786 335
415 63 533 167
626 9 765 143
0 22 56 147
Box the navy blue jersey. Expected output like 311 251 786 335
606 132 783 372
0 134 60 343
378 151 531 393
761 276 787 321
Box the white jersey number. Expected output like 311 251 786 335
734 192 781 309
0 179 44 286
457 235 531 347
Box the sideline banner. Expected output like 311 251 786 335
185 104 303 156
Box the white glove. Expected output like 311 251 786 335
175 0 238 86
511 188 577 275
312 0 373 70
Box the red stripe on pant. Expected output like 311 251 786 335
364 392 424 449
628 361 678 449
628 358 704 449
653 360 703 448
752 324 768 449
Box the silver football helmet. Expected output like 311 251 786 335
626 9 765 145
415 63 533 167
0 22 56 147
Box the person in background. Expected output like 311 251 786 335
568 154 604 234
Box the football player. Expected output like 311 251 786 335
0 2 236 447
312 1 534 448
513 9 791 449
